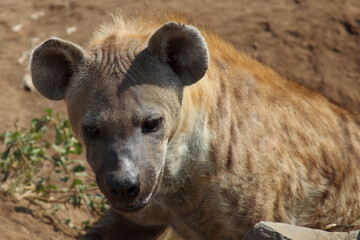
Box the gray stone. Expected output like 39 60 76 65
347 230 360 240
243 222 360 240
243 222 291 240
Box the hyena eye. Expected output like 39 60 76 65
84 126 100 137
142 118 162 133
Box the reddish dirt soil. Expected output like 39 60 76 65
0 0 359 239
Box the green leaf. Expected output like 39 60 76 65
63 119 70 128
89 200 95 209
75 172 87 177
101 203 110 212
55 128 64 145
36 179 45 192
13 149 22 161
72 165 85 173
64 218 74 228
45 109 53 118
81 220 91 228
95 193 105 198
30 148 42 155
60 175 69 182
30 118 39 130
70 142 83 155
64 139 73 148
45 184 58 191
71 178 83 188
3 131 17 145
56 112 61 122
79 185 87 193
43 140 51 149
1 147 11 160
52 144 65 154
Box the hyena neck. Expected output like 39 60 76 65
163 76 215 191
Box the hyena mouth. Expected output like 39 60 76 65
113 166 164 213
113 177 161 212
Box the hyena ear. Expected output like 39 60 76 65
148 22 209 86
31 38 86 100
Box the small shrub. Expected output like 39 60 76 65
0 109 109 235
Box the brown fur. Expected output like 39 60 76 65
31 13 360 240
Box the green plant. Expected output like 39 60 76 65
0 109 109 234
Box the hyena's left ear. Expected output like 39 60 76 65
148 22 209 86
31 38 86 100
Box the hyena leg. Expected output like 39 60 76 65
80 208 167 240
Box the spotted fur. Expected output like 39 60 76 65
31 13 360 240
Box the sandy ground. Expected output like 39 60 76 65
0 0 359 239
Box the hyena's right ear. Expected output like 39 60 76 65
31 38 86 100
148 22 209 86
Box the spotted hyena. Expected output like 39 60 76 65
30 13 360 240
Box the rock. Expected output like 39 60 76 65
243 222 360 240
30 11 45 20
11 23 23 33
348 230 360 239
66 26 77 35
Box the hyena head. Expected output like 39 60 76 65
30 22 208 212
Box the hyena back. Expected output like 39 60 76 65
30 13 360 240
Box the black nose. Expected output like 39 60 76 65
106 173 140 201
